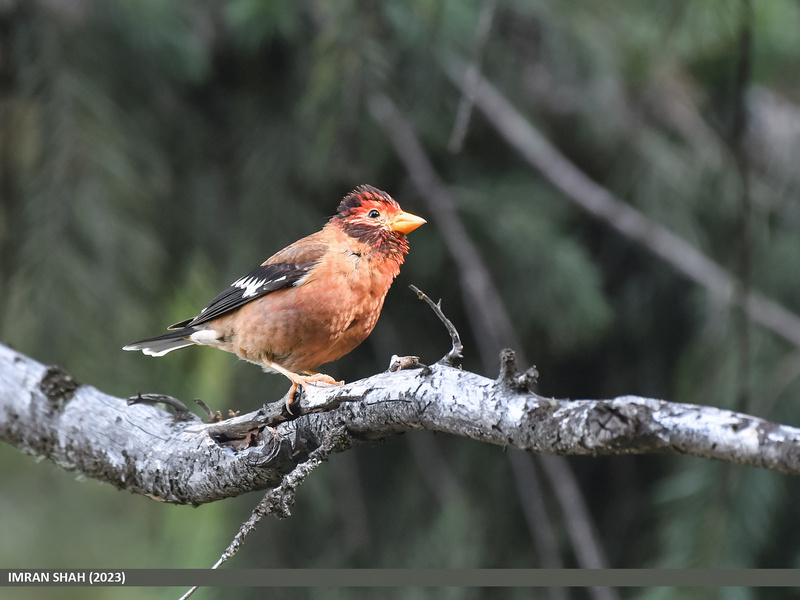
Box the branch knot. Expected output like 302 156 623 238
497 348 538 392
39 366 80 410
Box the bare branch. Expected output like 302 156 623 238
442 56 800 351
4 340 800 513
539 455 617 600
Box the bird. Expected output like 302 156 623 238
124 185 426 411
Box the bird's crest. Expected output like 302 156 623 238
337 185 398 217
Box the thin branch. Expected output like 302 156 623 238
178 445 333 600
448 0 498 153
409 284 463 366
522 57 792 221
508 449 568 600
730 0 754 412
540 455 608 568
539 455 616 600
442 55 800 351
407 432 466 506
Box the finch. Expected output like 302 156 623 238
124 185 425 408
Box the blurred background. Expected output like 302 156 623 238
2 1 800 599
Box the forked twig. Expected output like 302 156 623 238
409 285 464 366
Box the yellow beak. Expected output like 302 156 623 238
390 210 426 234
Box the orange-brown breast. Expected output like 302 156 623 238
216 236 402 373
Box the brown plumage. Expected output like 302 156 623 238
124 185 425 408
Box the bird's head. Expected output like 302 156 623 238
333 185 426 255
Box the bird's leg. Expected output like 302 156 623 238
262 361 343 414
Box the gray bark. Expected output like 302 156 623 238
2 342 800 508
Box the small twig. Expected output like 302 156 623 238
126 393 198 422
409 285 464 366
388 354 422 372
180 442 338 600
133 386 356 455
497 348 539 392
178 585 199 600
497 348 519 383
194 398 222 423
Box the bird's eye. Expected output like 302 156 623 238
367 209 380 219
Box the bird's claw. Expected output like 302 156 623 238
283 375 344 417
284 383 303 417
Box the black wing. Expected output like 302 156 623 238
170 261 316 329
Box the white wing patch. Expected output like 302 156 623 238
233 274 287 298
293 271 312 287
181 261 314 328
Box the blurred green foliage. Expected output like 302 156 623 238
2 1 800 599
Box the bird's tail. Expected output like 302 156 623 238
123 328 196 357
